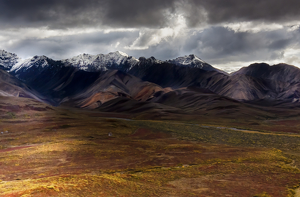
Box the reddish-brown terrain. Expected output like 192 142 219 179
0 96 300 196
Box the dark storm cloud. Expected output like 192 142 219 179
177 0 300 27
0 0 177 29
197 0 300 25
0 0 105 29
101 0 177 28
1 0 300 29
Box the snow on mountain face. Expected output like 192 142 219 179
169 54 205 66
63 53 101 71
10 55 51 72
167 54 216 71
1 50 221 75
0 50 20 70
63 51 139 72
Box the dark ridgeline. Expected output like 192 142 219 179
1 49 300 115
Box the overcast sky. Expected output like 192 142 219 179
1 0 300 72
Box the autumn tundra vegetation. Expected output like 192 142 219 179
1 96 300 197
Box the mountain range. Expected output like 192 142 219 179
1 49 300 118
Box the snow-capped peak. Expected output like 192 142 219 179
10 55 50 72
168 54 206 66
189 54 205 63
0 50 14 57
0 50 21 70
63 51 139 72
116 51 128 57
166 54 219 71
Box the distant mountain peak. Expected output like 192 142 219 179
188 54 204 62
233 63 300 78
0 49 15 56
32 55 49 61
166 54 223 73
168 54 206 67
137 56 162 65
0 50 20 71
62 51 139 72
115 51 128 57
10 55 56 73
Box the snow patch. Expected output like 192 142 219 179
62 51 139 71
168 54 207 68
117 51 129 57
10 56 50 72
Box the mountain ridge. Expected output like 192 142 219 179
1 49 300 112
0 50 222 74
0 50 21 71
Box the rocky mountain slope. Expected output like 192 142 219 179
0 69 43 101
232 63 300 100
9 62 166 108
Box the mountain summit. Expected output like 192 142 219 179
0 50 20 71
168 54 211 69
62 51 139 72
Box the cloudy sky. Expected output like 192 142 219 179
1 0 300 72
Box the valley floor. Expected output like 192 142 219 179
1 103 300 196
